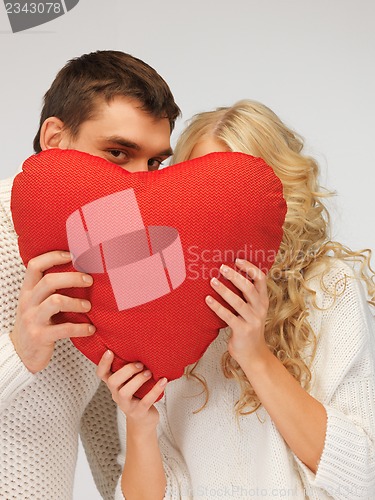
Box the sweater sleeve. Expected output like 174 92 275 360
114 395 193 500
293 261 375 499
157 395 193 499
79 381 123 500
0 333 34 412
0 186 35 412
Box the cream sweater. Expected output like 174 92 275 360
0 176 125 499
116 251 375 498
2 174 375 499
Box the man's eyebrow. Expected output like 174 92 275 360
101 136 173 157
159 147 174 157
101 136 141 151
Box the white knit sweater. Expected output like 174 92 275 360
2 174 375 500
0 176 125 499
116 249 375 498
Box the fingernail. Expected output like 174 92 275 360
88 325 96 334
81 300 91 310
82 275 93 284
135 362 143 369
61 251 72 259
104 349 112 359
159 377 168 387
143 370 152 377
211 277 220 287
235 258 244 264
220 264 230 274
206 295 214 304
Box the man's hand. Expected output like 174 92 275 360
10 250 96 373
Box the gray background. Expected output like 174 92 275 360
0 0 374 498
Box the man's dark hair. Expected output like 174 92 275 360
33 50 181 153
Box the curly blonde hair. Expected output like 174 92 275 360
172 99 375 415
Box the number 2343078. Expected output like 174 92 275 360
5 3 62 14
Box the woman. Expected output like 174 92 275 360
98 100 375 499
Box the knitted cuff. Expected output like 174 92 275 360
0 333 34 410
314 404 374 497
114 481 126 500
293 404 375 498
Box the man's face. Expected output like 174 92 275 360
58 96 173 172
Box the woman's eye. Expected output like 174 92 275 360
148 158 163 170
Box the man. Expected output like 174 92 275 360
0 50 180 499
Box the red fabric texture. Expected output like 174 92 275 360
11 149 287 398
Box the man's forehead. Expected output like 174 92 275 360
91 95 160 122
73 95 172 157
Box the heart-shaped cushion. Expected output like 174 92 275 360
11 149 286 398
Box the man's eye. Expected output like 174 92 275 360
148 158 163 170
108 150 127 160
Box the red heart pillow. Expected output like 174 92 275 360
11 149 286 398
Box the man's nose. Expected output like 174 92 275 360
125 160 149 173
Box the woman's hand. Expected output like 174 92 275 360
96 351 167 431
98 352 168 498
206 258 327 473
205 258 270 368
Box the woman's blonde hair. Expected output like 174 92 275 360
173 99 375 415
